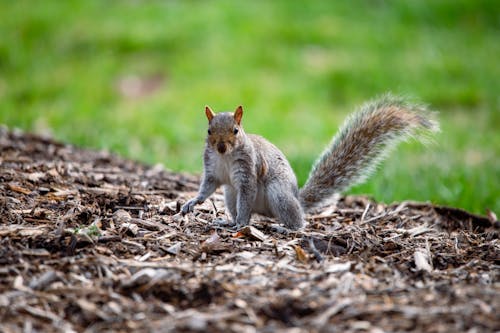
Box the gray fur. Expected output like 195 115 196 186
181 109 305 228
182 96 438 230
299 94 439 210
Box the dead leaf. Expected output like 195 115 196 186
234 226 267 241
200 232 230 254
294 245 309 263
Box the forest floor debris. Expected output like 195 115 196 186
0 128 498 332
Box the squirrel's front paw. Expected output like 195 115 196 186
181 198 199 215
235 218 250 229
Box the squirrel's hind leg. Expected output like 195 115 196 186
267 184 305 230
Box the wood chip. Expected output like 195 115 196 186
414 249 433 272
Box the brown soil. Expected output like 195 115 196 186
0 127 498 332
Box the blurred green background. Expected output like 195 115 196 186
1 1 498 214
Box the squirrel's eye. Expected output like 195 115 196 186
233 128 239 135
207 129 212 135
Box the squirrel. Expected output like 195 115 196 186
181 94 439 230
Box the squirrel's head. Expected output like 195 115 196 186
205 105 244 155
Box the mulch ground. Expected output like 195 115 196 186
0 127 498 333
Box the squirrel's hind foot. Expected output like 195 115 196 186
212 217 238 228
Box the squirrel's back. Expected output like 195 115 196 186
299 94 439 210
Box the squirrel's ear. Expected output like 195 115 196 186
205 106 215 122
234 106 243 125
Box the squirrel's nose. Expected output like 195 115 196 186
217 142 226 154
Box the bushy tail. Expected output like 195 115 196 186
299 94 439 211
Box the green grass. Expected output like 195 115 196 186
1 0 498 214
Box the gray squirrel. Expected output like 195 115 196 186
181 94 439 230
